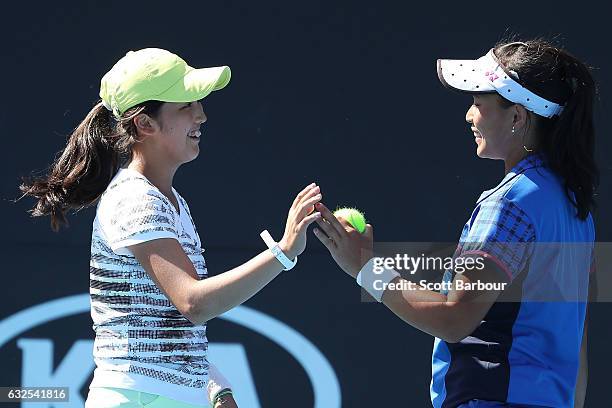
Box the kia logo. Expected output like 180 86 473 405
0 294 341 407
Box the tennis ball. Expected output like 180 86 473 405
333 207 367 234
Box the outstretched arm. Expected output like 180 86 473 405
379 265 504 342
314 202 504 343
130 184 322 325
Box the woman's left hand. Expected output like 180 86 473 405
214 394 238 408
313 203 373 278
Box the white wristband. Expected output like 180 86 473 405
356 258 401 302
260 230 297 271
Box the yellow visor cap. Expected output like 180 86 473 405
100 48 230 117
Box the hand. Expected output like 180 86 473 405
313 203 374 278
214 393 238 408
278 183 323 260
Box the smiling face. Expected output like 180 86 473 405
466 93 517 159
152 101 207 164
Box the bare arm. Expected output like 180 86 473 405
129 183 322 325
314 202 504 343
380 265 504 342
130 239 286 324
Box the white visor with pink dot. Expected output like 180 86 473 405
437 49 564 118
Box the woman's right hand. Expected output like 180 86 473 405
278 183 322 260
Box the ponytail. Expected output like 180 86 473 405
543 54 598 220
19 100 163 231
494 38 599 220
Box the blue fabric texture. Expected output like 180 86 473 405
431 153 594 408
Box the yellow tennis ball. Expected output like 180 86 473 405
333 207 367 233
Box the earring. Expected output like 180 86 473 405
516 124 534 152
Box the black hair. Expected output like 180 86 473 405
494 38 598 220
18 100 164 231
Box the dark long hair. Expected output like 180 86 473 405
493 38 598 220
18 100 164 231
